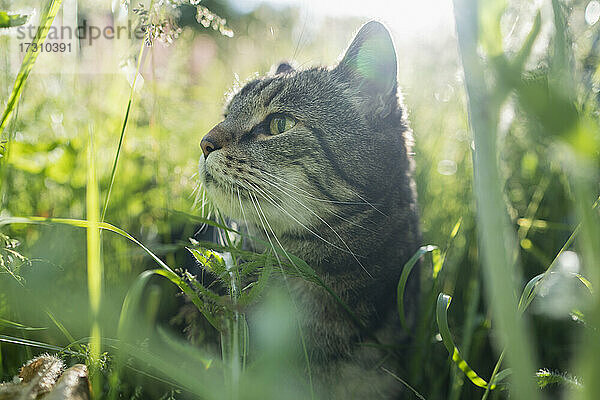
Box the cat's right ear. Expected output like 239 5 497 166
335 21 398 115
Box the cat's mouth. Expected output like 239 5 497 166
199 154 317 234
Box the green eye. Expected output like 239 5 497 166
269 115 296 135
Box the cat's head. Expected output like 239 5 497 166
198 21 411 235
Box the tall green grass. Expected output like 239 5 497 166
444 1 600 399
453 0 540 398
1 0 600 399
86 127 103 397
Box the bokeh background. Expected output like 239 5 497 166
1 0 600 399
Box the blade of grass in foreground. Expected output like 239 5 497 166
0 216 168 265
110 268 215 400
0 334 84 356
100 42 146 223
436 293 511 390
397 245 439 331
0 0 63 134
0 318 46 331
452 0 539 398
0 216 212 327
87 129 103 397
454 0 540 400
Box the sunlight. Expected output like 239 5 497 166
237 0 456 39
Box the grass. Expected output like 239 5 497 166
454 0 540 398
1 0 600 399
86 126 103 397
0 0 62 133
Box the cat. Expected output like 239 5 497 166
198 21 420 399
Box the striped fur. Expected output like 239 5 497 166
199 21 420 398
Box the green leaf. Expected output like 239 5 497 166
117 269 156 340
449 218 462 240
515 71 580 139
237 252 273 307
0 11 28 28
397 245 439 331
518 273 545 313
0 318 46 331
436 293 509 390
188 247 228 278
511 11 541 73
518 271 593 315
184 269 229 307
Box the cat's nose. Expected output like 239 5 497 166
201 124 231 158
200 137 219 158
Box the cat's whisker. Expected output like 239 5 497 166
248 192 304 278
260 177 379 234
247 191 316 390
248 192 288 273
345 187 388 217
215 208 228 247
190 183 199 199
236 187 250 233
253 180 373 279
245 181 323 235
190 181 201 204
201 189 211 218
247 180 373 279
191 181 214 235
244 181 353 256
257 169 375 207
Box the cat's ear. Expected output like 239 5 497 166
273 61 294 75
335 21 398 113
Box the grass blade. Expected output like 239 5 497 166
0 318 46 331
0 0 63 133
87 128 103 396
436 293 510 390
453 1 540 397
0 216 175 273
0 334 83 356
381 366 427 400
100 43 146 223
0 216 221 331
397 245 438 331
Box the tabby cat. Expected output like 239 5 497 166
198 21 420 399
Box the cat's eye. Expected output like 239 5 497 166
269 115 296 135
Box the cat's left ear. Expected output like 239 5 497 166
335 21 397 113
273 61 294 75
